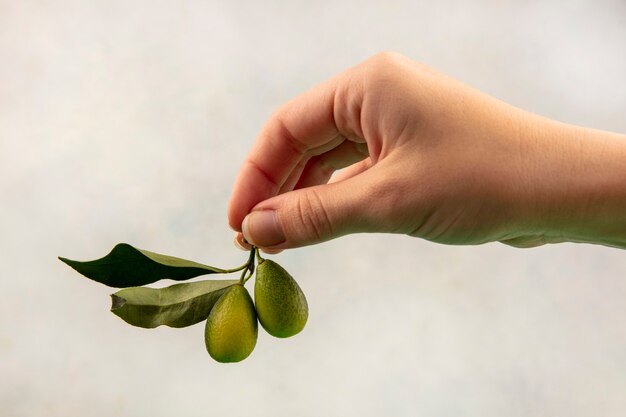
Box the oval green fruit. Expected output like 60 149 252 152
204 284 257 363
254 259 308 338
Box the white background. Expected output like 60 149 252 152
2 1 626 416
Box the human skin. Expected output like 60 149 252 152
228 52 626 251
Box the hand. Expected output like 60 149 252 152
228 52 626 251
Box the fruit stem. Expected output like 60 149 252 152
255 248 264 265
242 269 253 284
239 246 257 285
238 267 248 283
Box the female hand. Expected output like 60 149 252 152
228 52 626 251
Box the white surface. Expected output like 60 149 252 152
1 1 626 416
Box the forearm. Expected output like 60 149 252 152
530 119 626 249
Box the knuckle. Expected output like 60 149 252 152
362 51 405 76
355 51 414 96
370 50 405 66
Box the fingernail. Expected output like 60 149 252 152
242 210 285 247
233 236 248 251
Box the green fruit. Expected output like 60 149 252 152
204 284 257 363
254 259 308 338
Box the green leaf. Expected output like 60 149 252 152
110 279 239 328
59 243 233 288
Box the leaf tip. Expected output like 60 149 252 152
58 256 80 270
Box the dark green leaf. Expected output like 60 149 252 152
110 279 239 328
59 243 232 288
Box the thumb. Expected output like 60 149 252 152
241 174 384 250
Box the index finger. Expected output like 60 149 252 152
228 78 342 232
